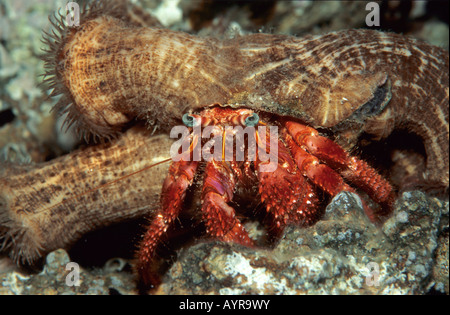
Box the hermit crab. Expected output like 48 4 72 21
136 105 394 287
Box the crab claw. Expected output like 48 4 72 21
255 127 320 234
285 121 395 223
201 160 254 246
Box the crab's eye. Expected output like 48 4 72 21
182 114 197 127
244 113 259 127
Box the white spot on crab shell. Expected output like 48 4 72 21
340 97 349 104
172 80 180 88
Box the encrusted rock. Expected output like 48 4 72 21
0 249 137 295
156 191 448 295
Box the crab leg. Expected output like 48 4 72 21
284 121 395 222
201 160 254 246
255 127 319 234
284 134 354 195
136 159 198 287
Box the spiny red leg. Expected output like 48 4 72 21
284 133 383 222
284 121 348 169
255 128 319 234
285 134 355 194
285 121 395 223
341 157 395 218
201 160 254 246
136 159 198 288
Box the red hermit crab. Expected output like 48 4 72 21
136 105 395 287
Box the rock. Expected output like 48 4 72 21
0 249 137 295
156 191 448 295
